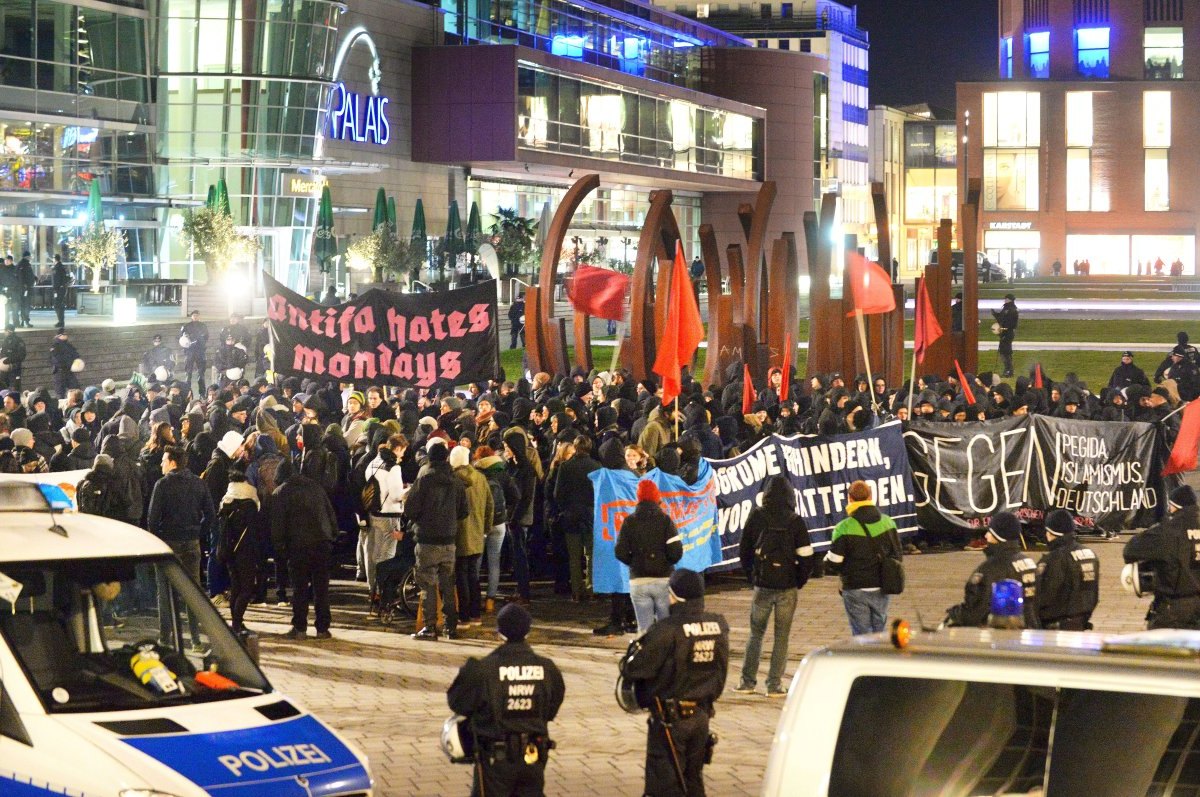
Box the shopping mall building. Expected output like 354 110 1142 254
0 0 869 297
957 0 1199 277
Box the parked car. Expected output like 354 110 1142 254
929 249 1007 282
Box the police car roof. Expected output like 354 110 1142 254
0 484 172 562
818 627 1200 674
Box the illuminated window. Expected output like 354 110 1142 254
1065 92 1092 147
1145 149 1169 211
982 91 1040 147
1075 27 1109 78
1001 37 1013 79
1144 91 1171 147
983 149 1039 211
1027 31 1049 78
1066 149 1091 211
1145 27 1183 79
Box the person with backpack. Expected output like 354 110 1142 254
615 479 684 635
362 433 408 613
824 480 904 636
246 432 287 606
216 471 260 635
76 453 127 520
734 474 814 697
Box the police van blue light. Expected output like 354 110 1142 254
0 481 373 796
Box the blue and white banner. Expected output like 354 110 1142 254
589 459 722 593
710 422 916 570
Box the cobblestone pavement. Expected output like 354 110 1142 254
241 533 1149 796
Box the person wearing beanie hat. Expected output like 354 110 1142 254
9 427 47 474
403 419 468 641
76 452 121 519
824 480 903 636
945 511 1040 629
1124 484 1200 629
618 565 729 797
614 478 684 634
447 602 565 797
1035 509 1098 630
1108 350 1149 391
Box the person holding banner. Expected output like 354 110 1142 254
823 480 903 636
615 479 684 635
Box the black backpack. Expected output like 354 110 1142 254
753 516 799 590
361 462 387 515
77 473 118 518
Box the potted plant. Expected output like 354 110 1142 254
489 208 539 280
180 206 261 280
346 225 418 288
69 223 127 313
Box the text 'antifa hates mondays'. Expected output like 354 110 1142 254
267 296 493 346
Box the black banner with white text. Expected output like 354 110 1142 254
904 415 1165 536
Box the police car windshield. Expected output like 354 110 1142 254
0 556 270 713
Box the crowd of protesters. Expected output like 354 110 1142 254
0 307 1193 640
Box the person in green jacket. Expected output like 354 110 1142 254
451 444 493 628
824 480 902 636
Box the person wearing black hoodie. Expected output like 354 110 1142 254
615 479 684 635
404 441 468 640
735 474 813 696
553 434 601 602
503 428 539 604
271 460 338 640
51 426 96 472
217 472 260 635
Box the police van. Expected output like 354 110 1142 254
763 621 1200 796
0 481 373 796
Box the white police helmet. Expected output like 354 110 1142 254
0 358 9 373
441 714 475 764
179 333 193 349
153 365 171 382
225 367 244 380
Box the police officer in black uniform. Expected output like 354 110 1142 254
16 251 34 327
1123 486 1200 629
448 604 565 797
944 512 1040 629
141 333 175 379
49 326 81 399
1035 509 1099 630
180 309 209 397
992 293 1019 377
620 569 729 797
0 323 26 393
51 254 71 328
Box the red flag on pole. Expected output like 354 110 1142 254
844 252 896 317
1034 363 1044 389
1164 401 1200 476
780 333 792 402
913 276 943 365
567 264 630 321
955 359 976 406
652 241 705 408
742 364 755 415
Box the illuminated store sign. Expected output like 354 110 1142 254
281 172 328 197
328 82 390 146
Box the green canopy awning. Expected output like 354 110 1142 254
215 177 232 219
387 197 397 229
465 201 483 254
314 184 337 274
373 188 389 231
86 179 103 227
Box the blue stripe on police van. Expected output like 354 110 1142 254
121 714 370 795
0 772 89 796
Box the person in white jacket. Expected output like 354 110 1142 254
364 432 408 613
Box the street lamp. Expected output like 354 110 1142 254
962 109 970 203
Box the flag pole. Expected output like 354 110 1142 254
1163 400 1190 422
854 308 879 414
906 342 918 419
674 395 680 439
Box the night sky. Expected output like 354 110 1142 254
853 0 998 111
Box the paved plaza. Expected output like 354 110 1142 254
242 534 1151 796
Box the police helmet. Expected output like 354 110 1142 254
153 365 171 382
615 674 642 714
1120 562 1154 598
225 367 244 381
441 714 475 764
0 358 9 373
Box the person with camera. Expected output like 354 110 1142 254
1035 509 1099 631
944 512 1040 629
447 603 565 797
619 569 729 797
1123 486 1200 630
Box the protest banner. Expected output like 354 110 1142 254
589 459 721 593
905 415 1165 536
264 273 499 388
710 422 916 570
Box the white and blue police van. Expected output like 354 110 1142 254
0 480 373 796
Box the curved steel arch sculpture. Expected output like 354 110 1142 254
622 190 682 382
525 173 600 377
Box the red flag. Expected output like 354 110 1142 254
780 333 792 402
568 264 630 322
742 364 755 415
844 252 896 316
955 359 976 406
1034 363 1044 389
1164 401 1200 476
913 276 943 365
652 242 705 407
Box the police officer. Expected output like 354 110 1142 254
16 251 34 327
447 604 565 797
0 323 26 393
1035 509 1099 630
51 254 71 328
1123 486 1200 629
992 293 1019 377
219 312 251 350
141 333 174 379
180 309 209 397
944 512 1040 629
49 326 82 399
620 569 729 797
0 255 17 328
